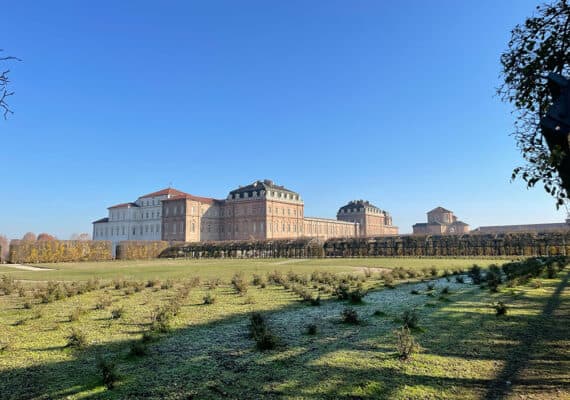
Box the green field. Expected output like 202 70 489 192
0 257 568 399
0 257 513 281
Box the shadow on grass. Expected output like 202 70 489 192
0 272 568 399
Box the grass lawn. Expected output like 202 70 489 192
0 257 512 282
0 258 568 399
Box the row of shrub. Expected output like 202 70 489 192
466 255 569 292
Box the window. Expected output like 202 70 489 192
191 222 195 232
132 228 136 235
122 227 125 235
172 223 176 234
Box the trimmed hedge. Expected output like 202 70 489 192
8 240 113 264
159 232 570 259
116 241 170 260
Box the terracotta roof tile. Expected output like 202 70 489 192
139 188 189 199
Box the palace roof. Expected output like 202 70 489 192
428 206 452 214
107 202 138 209
229 179 300 198
162 193 220 205
139 188 189 199
338 200 384 214
92 217 109 224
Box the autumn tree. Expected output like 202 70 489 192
37 233 56 241
498 0 570 207
21 232 36 242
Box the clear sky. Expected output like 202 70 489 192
1 0 567 239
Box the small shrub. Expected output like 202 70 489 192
546 264 557 279
23 300 33 309
395 326 419 361
363 268 373 278
341 307 359 324
307 323 318 335
410 289 420 295
373 309 387 317
149 307 172 333
161 280 174 290
486 265 502 292
334 283 351 300
146 279 160 288
469 265 482 284
402 309 419 329
0 341 10 353
426 282 435 291
95 293 113 310
203 292 216 305
69 307 83 322
124 287 135 296
231 272 249 295
310 296 321 306
441 286 450 295
113 279 128 290
66 327 88 348
455 276 465 284
249 313 278 351
252 274 265 286
348 284 367 304
532 279 543 289
96 356 118 390
267 270 285 285
430 267 438 277
111 307 124 320
18 287 26 297
141 331 157 343
129 341 147 357
494 301 508 316
207 278 221 290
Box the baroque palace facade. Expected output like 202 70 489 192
93 180 398 249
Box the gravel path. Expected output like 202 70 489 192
0 264 53 271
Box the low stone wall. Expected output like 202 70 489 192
8 240 113 264
116 241 171 260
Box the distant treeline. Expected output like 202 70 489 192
5 231 570 263
8 240 113 264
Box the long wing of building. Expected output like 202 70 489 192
92 180 399 253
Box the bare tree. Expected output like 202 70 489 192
0 50 20 119
0 235 9 262
21 232 36 242
70 233 90 241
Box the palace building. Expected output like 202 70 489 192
412 206 469 235
93 180 398 250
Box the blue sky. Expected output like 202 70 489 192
1 0 566 239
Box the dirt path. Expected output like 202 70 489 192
0 264 54 271
352 266 391 274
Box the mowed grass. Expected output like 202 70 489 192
0 258 568 399
0 257 511 282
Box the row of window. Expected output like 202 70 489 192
109 210 161 221
94 224 161 238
